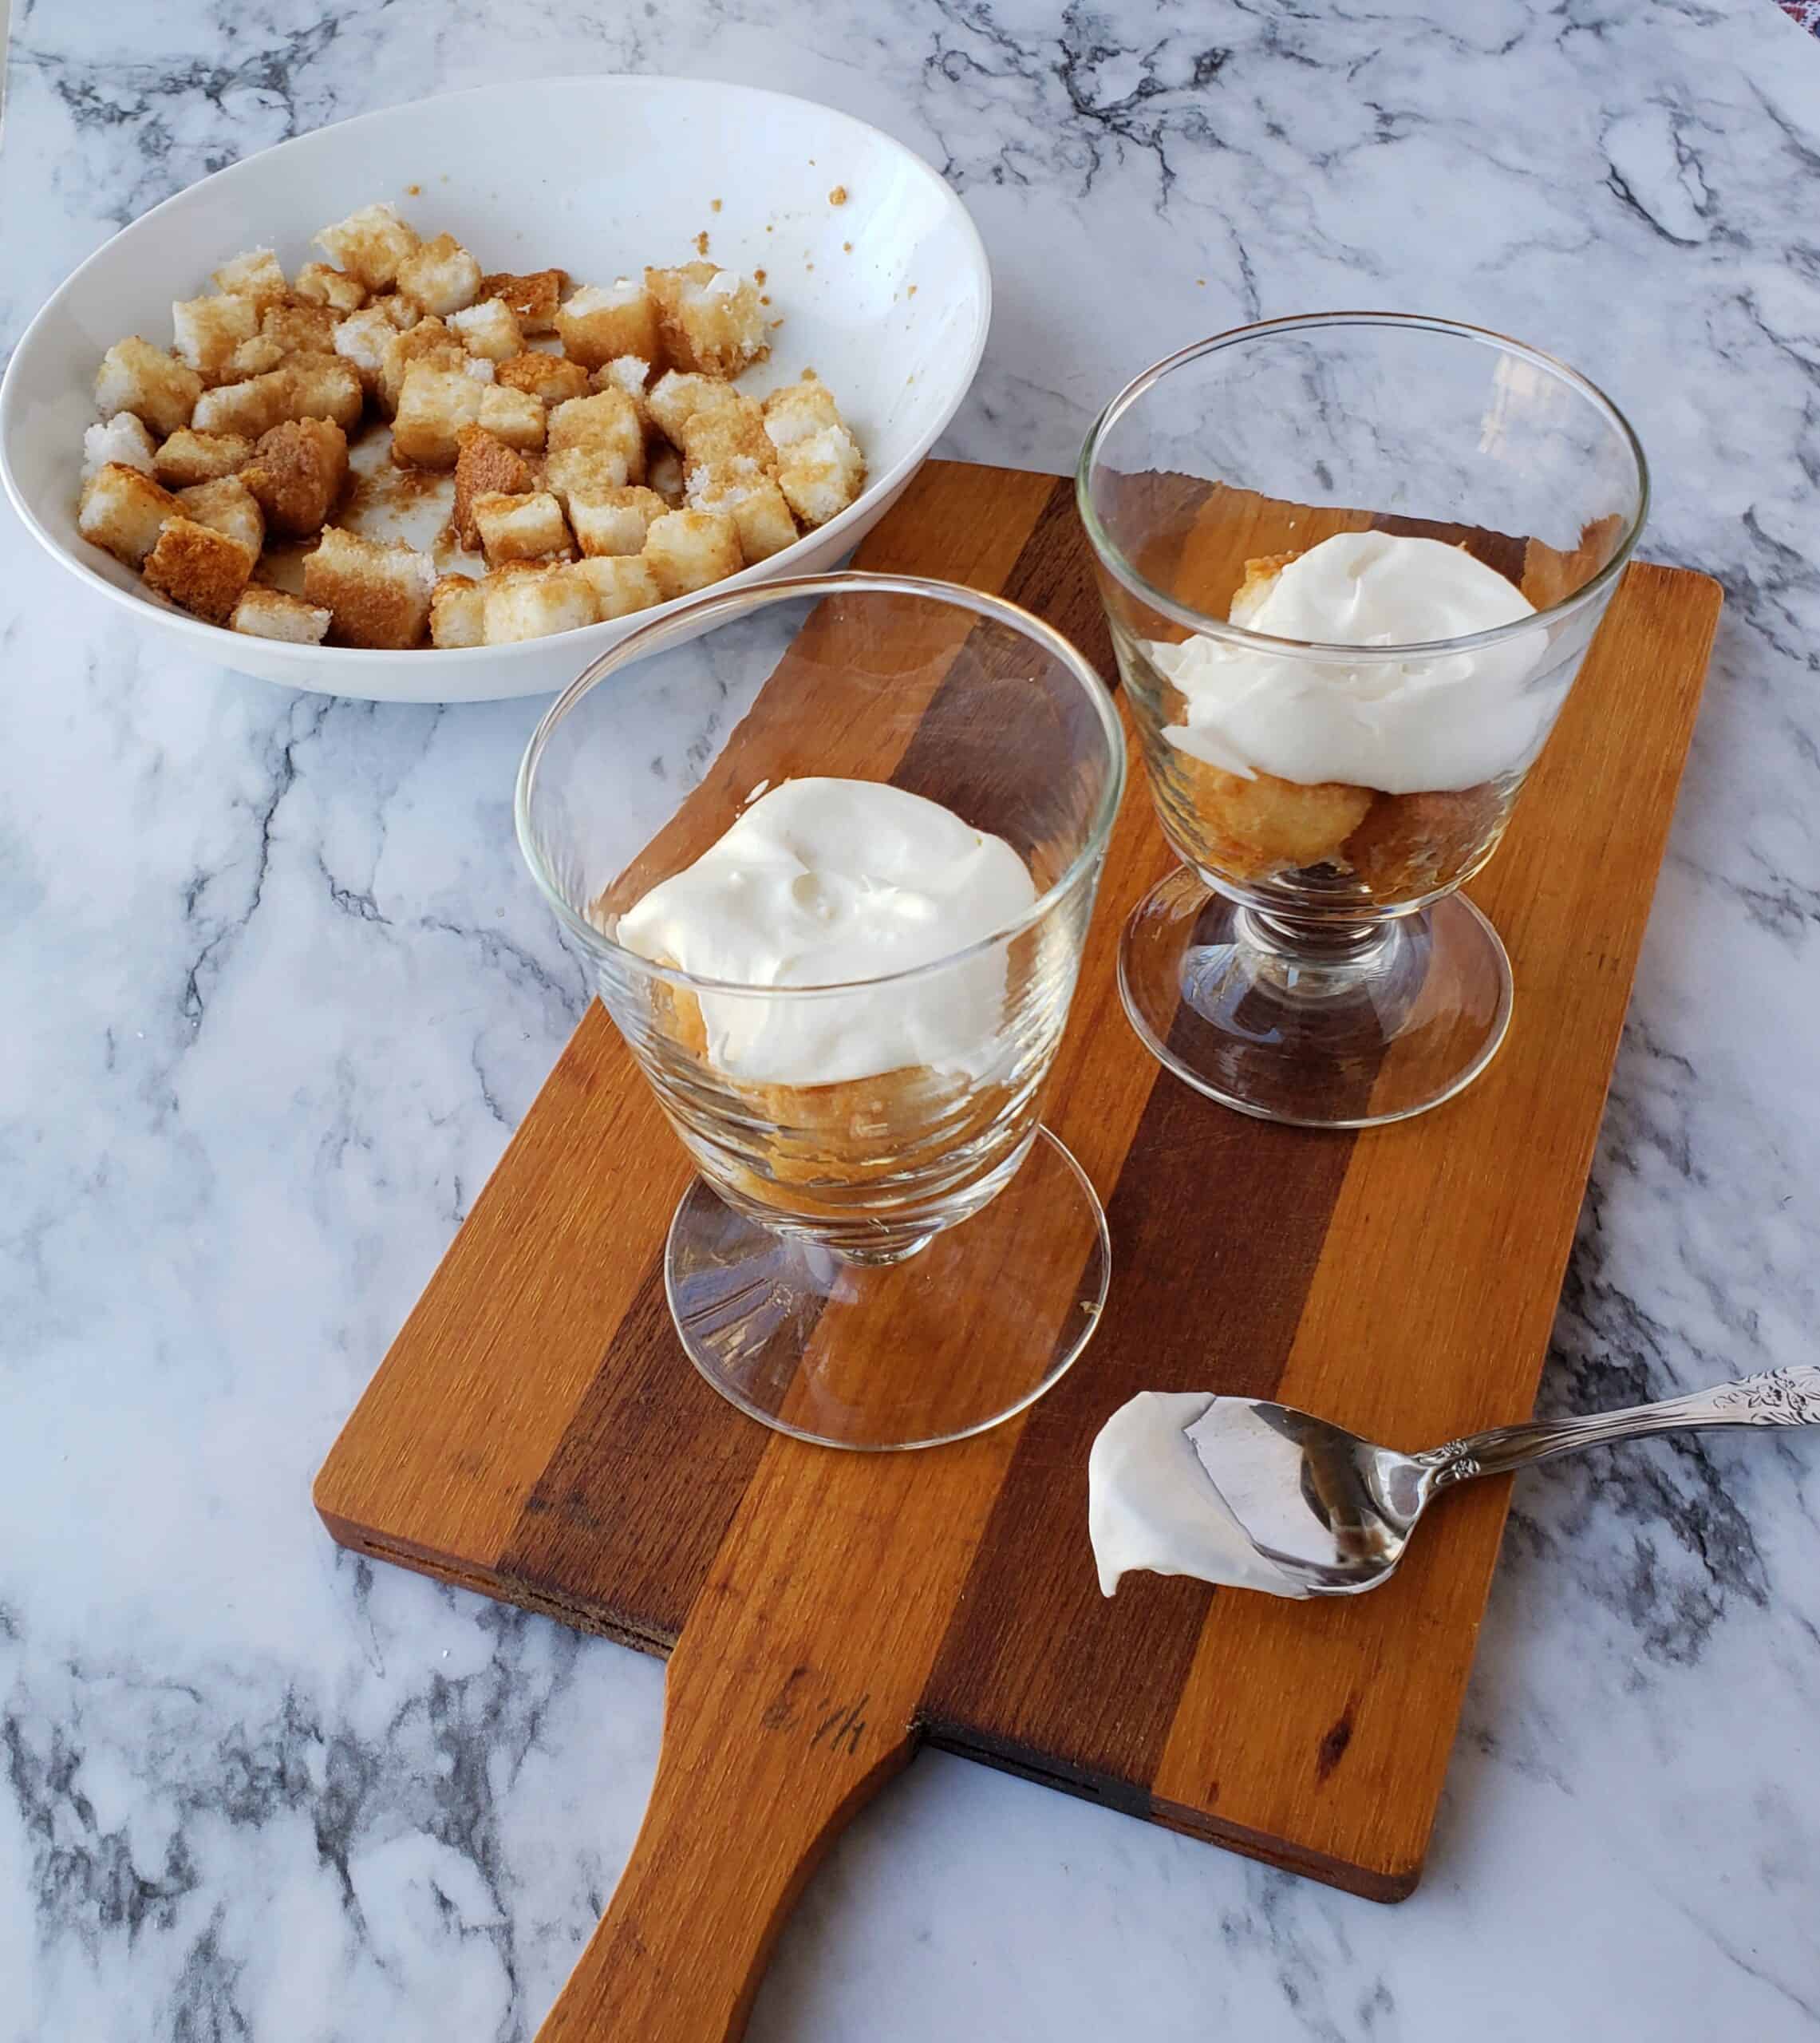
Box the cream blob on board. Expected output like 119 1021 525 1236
1088 1390 1313 1600
1148 529 1554 793
615 776 1036 1088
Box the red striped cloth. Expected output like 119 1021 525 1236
1782 0 1820 31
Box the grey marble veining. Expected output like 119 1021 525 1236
3 2 1820 2037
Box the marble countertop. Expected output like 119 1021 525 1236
5 3 1820 2037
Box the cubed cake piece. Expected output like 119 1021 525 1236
547 388 642 475
95 338 201 437
591 355 655 432
567 484 668 559
689 472 799 565
390 363 487 468
302 527 436 647
171 294 260 385
574 553 663 619
777 425 865 528
429 574 486 648
396 232 484 317
479 269 567 334
761 373 843 447
472 490 571 567
229 587 332 644
644 263 768 377
285 356 364 430
211 248 289 310
240 417 349 538
313 204 421 291
679 397 777 480
333 305 400 392
142 516 257 622
377 318 464 415
481 563 598 643
447 298 523 362
292 263 368 313
82 413 157 480
261 302 341 358
452 425 536 549
476 385 547 453
555 281 662 369
645 369 742 445
153 430 253 488
642 508 741 599
175 475 265 556
495 352 591 407
77 464 180 566
373 291 422 330
227 336 290 381
647 445 685 506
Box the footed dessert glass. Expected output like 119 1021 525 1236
1078 314 1648 1127
517 573 1126 1449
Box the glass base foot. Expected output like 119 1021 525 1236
1119 867 1513 1128
665 1126 1110 1450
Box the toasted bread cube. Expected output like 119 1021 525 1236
229 586 332 644
645 369 741 445
495 351 590 407
777 426 865 528
472 489 571 567
570 483 668 557
142 516 256 622
395 232 483 317
590 355 655 431
82 413 157 480
476 384 545 452
377 318 464 414
648 445 685 506
176 476 265 556
261 302 340 358
452 425 535 548
643 508 741 599
429 573 486 648
679 397 777 479
227 335 290 380
313 204 420 291
762 374 843 446
303 526 436 647
333 305 398 391
690 473 799 565
191 370 292 439
548 387 642 473
95 338 200 437
568 484 668 559
282 357 364 430
574 553 662 619
543 445 634 513
481 562 598 642
447 297 523 362
390 363 485 468
240 417 349 538
152 430 252 488
556 281 662 369
645 263 768 377
372 291 422 330
78 464 180 566
211 248 288 310
171 294 260 385
292 263 367 313
479 269 567 334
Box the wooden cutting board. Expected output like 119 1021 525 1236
315 460 1719 2041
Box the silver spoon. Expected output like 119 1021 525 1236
1185 1365 1820 1597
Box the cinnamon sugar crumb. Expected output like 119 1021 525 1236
907 284 918 298
711 198 722 213
693 230 710 257
753 267 766 285
842 241 852 253
405 183 422 196
828 185 847 206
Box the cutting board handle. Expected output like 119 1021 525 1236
534 1591 920 2041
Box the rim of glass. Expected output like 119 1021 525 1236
1074 310 1652 658
515 569 1128 998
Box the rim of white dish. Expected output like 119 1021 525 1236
515 569 1129 997
1074 310 1651 659
0 75 993 675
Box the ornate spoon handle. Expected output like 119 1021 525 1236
1416 1365 1820 1484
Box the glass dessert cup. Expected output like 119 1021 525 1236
516 573 1127 1450
1078 314 1649 1128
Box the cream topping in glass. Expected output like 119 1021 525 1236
617 776 1036 1087
1148 530 1550 793
1088 1390 1312 1600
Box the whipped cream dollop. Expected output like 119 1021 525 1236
1088 1390 1312 1601
616 777 1036 1087
1151 530 1550 792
